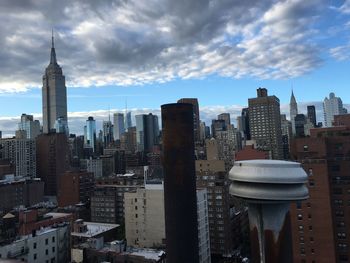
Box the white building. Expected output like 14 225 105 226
323 92 347 127
83 157 103 178
1 131 36 178
124 184 211 263
124 183 165 248
0 224 70 263
18 114 41 139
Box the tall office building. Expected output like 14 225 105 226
135 114 159 152
323 92 347 127
42 33 68 134
248 88 283 159
84 117 96 152
281 114 292 160
290 90 298 135
55 117 69 135
1 131 36 178
307 105 317 127
18 114 41 139
177 98 200 142
102 120 113 147
196 159 233 257
218 113 231 126
290 114 350 263
241 108 251 140
113 113 125 140
14 131 36 178
125 111 132 131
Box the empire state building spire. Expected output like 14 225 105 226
50 29 57 64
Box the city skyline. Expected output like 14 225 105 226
0 1 350 136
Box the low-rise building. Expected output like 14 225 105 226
0 223 70 263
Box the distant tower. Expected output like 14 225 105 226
290 90 298 135
42 31 68 134
248 88 283 159
323 92 347 127
84 117 96 152
229 160 308 263
177 98 200 142
307 105 317 127
113 113 125 141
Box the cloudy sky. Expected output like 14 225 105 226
0 0 350 136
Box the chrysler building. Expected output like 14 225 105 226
42 33 68 134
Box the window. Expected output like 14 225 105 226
303 145 309 151
52 237 55 243
298 214 303 220
310 237 314 242
52 247 55 253
296 201 302 209
309 180 315 187
34 254 37 260
309 226 313 231
33 242 37 249
46 249 48 255
45 238 48 245
308 168 313 176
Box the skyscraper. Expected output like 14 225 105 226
248 88 283 159
218 113 231 126
323 92 347 127
42 33 68 134
125 111 132 131
290 90 298 135
307 105 317 127
241 108 251 140
135 113 159 152
177 98 200 142
18 114 41 139
102 120 113 147
84 117 96 152
113 113 125 140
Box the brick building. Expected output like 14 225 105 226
57 170 95 207
290 114 350 263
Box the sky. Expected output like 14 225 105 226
1 0 350 136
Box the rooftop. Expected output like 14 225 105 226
71 222 119 238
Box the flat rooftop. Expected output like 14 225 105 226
71 222 119 238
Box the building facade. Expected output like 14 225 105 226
323 92 347 127
248 88 283 159
18 114 41 139
113 113 125 141
290 115 350 263
42 34 68 134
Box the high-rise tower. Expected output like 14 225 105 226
290 90 298 135
42 32 68 134
248 88 283 159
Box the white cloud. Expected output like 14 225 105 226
0 0 326 92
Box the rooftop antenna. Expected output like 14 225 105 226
51 28 54 48
108 105 111 122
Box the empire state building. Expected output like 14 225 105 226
42 34 68 134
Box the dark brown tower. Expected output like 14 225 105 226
161 103 199 263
